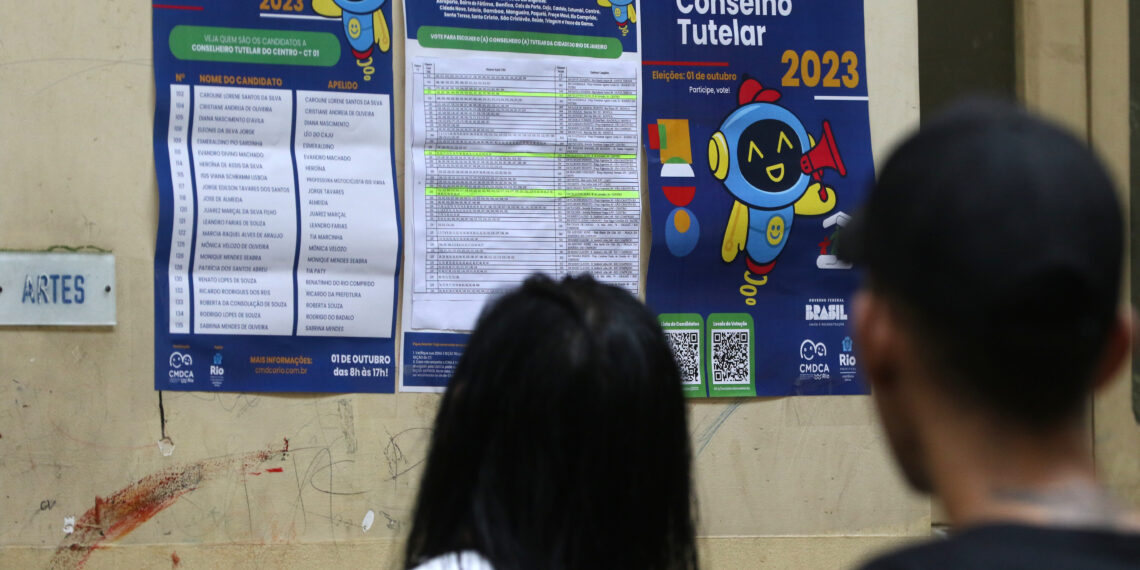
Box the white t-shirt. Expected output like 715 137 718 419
409 551 494 570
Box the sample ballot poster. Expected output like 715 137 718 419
153 1 401 392
401 1 642 391
642 1 871 397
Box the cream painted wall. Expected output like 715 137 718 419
1017 0 1138 507
1086 0 1140 507
0 1 926 568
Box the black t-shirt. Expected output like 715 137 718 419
859 524 1140 569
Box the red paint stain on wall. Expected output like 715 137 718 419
171 551 181 566
50 446 284 569
266 467 284 473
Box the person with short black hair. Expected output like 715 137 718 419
404 275 699 570
840 99 1140 569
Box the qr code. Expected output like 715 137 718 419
711 330 750 385
665 330 701 385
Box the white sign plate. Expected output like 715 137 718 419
0 252 116 326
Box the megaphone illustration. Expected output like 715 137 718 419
800 120 846 181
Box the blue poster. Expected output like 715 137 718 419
153 1 401 392
642 1 870 397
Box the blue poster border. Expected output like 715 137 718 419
153 0 401 393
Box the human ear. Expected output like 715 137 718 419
1091 305 1134 394
852 290 899 392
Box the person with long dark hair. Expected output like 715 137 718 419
404 275 699 570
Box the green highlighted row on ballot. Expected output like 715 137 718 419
169 26 341 66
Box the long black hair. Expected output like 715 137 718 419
405 275 698 570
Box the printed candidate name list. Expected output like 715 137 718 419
407 57 641 330
166 85 397 337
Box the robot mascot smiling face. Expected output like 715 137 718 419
709 78 846 285
314 0 391 60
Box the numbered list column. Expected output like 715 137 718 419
167 84 193 334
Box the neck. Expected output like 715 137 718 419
920 407 1133 530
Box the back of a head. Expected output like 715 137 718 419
405 275 697 570
840 98 1124 429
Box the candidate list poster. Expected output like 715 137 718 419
643 0 870 397
153 0 401 392
400 0 643 391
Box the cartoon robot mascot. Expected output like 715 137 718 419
598 0 636 35
314 0 391 59
709 78 847 285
